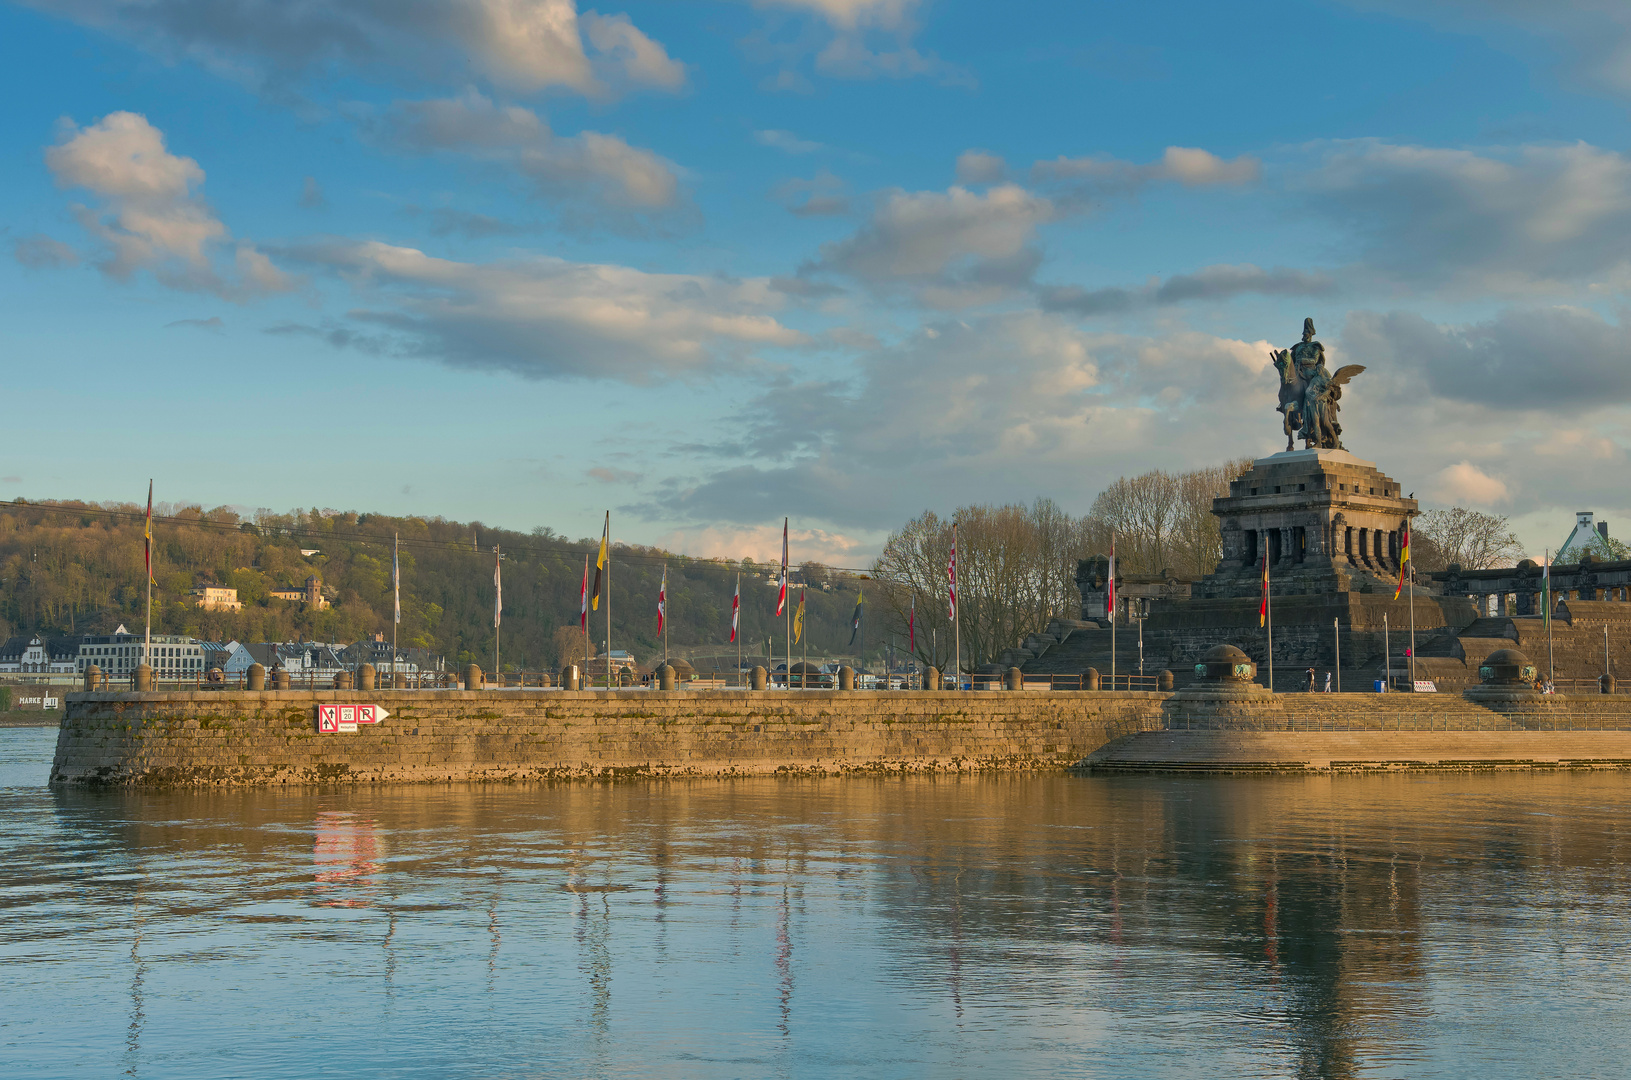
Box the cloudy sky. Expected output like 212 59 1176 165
5 0 1630 564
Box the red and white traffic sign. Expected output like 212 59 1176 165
316 703 392 733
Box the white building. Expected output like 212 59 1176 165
1557 511 1614 562
75 627 204 677
0 635 79 674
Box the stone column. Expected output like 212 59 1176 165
273 668 291 690
134 663 153 691
750 665 768 691
657 664 676 690
392 671 408 689
245 663 263 691
925 666 941 691
464 663 482 690
84 664 101 691
358 663 376 691
1004 667 1023 690
561 664 581 691
838 665 855 691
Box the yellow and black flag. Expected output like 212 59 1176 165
848 588 864 647
590 512 608 611
793 589 805 644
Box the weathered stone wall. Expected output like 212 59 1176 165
51 688 1169 787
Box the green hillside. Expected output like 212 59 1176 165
0 501 882 671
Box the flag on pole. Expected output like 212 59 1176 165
144 480 156 585
657 565 667 635
579 554 589 629
1543 550 1552 629
776 518 789 616
1394 518 1411 600
848 588 864 647
793 589 805 644
1106 533 1116 622
1259 550 1270 627
392 533 401 625
591 512 608 610
908 593 916 652
493 547 502 629
947 528 958 619
730 575 740 643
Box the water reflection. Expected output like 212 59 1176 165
1 728 1629 1079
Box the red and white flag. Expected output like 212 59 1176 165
579 554 589 630
775 517 789 616
657 565 667 635
947 525 958 620
1107 532 1116 622
730 574 740 643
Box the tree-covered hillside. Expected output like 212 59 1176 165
0 501 881 671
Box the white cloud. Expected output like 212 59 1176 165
1346 0 1631 98
1302 139 1631 293
955 150 1006 185
13 234 80 269
746 0 969 86
655 522 867 566
755 129 825 154
811 183 1054 305
45 111 292 299
30 0 684 99
1430 461 1510 506
1343 306 1631 408
581 10 687 91
284 239 807 381
771 170 849 217
1041 264 1336 315
375 90 680 210
646 314 1285 530
1033 145 1260 187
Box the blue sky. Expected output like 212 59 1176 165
5 0 1631 564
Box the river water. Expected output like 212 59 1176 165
5 727 1631 1079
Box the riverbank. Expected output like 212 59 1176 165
0 711 59 728
51 689 1166 787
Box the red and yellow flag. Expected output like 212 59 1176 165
1394 519 1411 600
1259 551 1269 628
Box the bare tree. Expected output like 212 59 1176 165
1086 460 1251 577
1415 507 1525 570
548 624 588 669
873 499 1092 672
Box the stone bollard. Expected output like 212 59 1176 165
1081 667 1100 691
273 668 291 690
750 665 768 691
392 672 408 689
134 663 154 691
1005 666 1023 691
838 665 855 691
658 664 676 690
83 664 101 691
925 666 941 691
562 664 581 691
619 669 634 687
1157 669 1175 692
540 672 553 689
1603 673 1618 694
245 663 264 691
464 663 483 690
358 664 376 691
334 671 353 690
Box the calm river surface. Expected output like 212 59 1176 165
5 728 1631 1079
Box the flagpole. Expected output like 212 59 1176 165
1409 562 1417 687
1110 531 1116 691
735 572 741 686
144 480 153 679
1384 613 1390 692
1545 548 1553 684
1267 555 1274 692
606 520 612 688
494 545 500 678
393 532 399 687
950 522 961 690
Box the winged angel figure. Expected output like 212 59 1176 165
1271 318 1365 451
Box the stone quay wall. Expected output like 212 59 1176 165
50 689 1170 787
